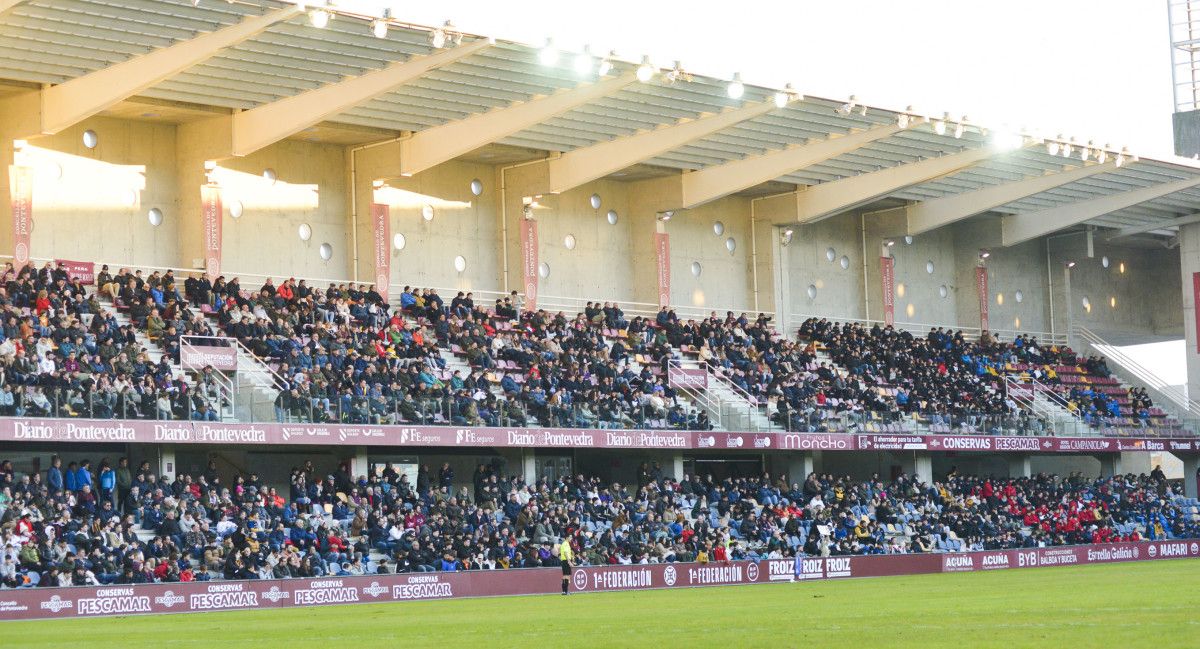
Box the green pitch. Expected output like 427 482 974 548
8 560 1199 648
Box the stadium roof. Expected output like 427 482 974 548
2 0 1198 243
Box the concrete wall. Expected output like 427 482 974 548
952 219 1051 335
782 212 1055 337
866 208 961 328
0 110 1187 349
21 116 180 269
374 160 503 294
786 211 869 322
531 179 637 305
1049 233 1183 339
664 196 757 314
211 139 350 281
1183 223 1200 407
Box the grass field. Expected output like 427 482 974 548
8 559 1199 648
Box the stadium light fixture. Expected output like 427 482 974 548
664 61 692 84
897 106 914 128
953 117 965 139
1065 260 1076 269
992 128 1023 151
933 112 949 136
574 46 595 76
836 95 858 116
726 72 745 99
598 50 616 76
309 8 331 28
774 84 801 108
657 211 673 221
1115 146 1128 167
371 19 388 39
538 39 559 66
1080 140 1093 161
429 21 457 49
979 249 991 260
1047 135 1062 156
1097 145 1108 164
1062 138 1075 158
636 56 655 82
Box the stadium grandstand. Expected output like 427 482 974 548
0 0 1199 638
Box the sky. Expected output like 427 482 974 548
1109 340 1189 398
334 0 1179 159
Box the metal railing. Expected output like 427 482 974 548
792 313 1069 347
1002 375 1091 437
1005 375 1078 418
772 409 1058 437
1074 325 1200 415
270 393 713 431
12 255 773 332
178 336 237 419
674 358 777 432
666 358 773 432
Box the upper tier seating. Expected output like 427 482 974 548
0 259 1184 436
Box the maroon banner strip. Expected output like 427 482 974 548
880 256 895 326
371 203 390 302
0 541 1194 621
0 417 1191 453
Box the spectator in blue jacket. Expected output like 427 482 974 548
73 460 94 494
45 456 63 494
98 460 116 506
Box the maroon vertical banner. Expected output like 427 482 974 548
977 266 990 332
1193 272 1200 353
9 165 32 272
201 184 222 282
371 203 390 302
520 219 538 311
880 255 895 326
654 232 671 307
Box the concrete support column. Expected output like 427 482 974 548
811 450 824 475
1097 453 1123 478
1181 223 1200 410
1007 454 1032 478
670 452 684 482
1181 454 1200 500
157 445 177 482
0 134 13 258
521 447 537 485
767 222 792 334
785 452 814 489
628 176 676 308
913 452 933 485
175 123 217 271
349 445 369 481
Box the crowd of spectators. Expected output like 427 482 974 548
0 259 1179 437
138 271 714 430
787 318 1167 434
1 452 1196 589
0 261 223 422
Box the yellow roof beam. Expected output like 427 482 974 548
7 6 301 138
220 39 493 158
